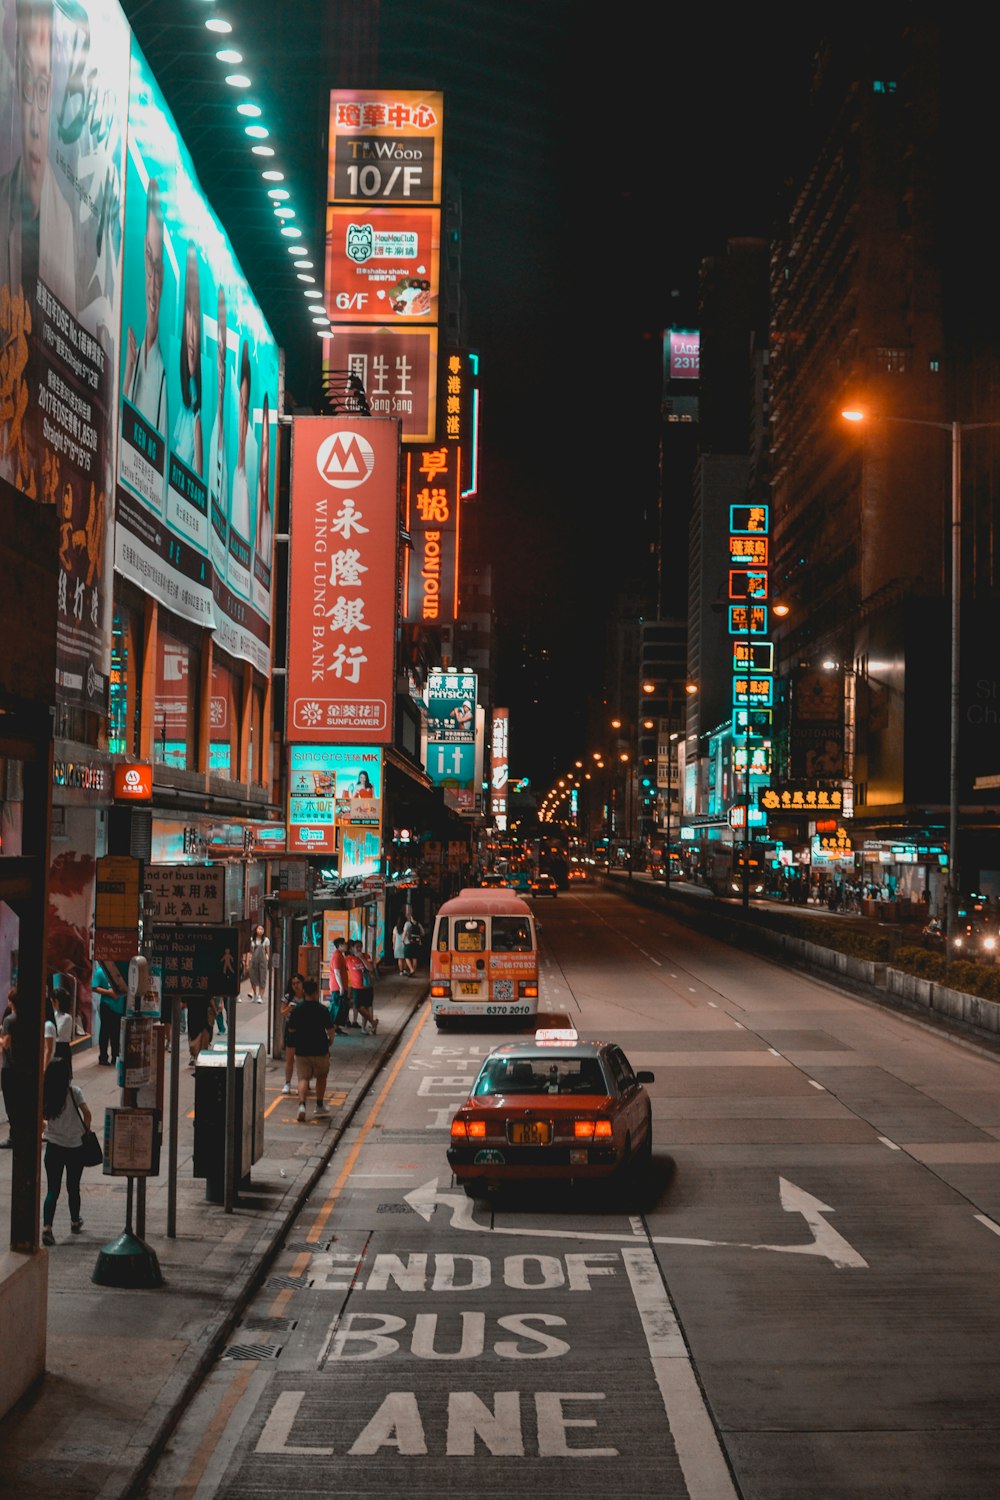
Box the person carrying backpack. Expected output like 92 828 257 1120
402 913 424 976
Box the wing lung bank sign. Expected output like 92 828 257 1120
114 40 279 675
0 0 130 710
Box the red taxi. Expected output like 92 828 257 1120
448 1031 654 1195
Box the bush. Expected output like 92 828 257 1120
890 945 1000 1001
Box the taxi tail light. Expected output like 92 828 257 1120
573 1120 595 1139
467 1120 486 1138
450 1119 467 1139
518 981 538 998
594 1119 613 1139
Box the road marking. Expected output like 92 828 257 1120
170 1365 270 1498
622 1248 738 1499
877 1136 901 1151
974 1212 1000 1237
707 1001 716 1008
809 1080 825 1090
768 1048 781 1057
405 1176 868 1269
732 1021 744 1029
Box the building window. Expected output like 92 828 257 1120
872 80 897 94
874 347 908 373
154 631 199 770
210 659 241 778
929 354 940 373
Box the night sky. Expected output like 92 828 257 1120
124 2 824 788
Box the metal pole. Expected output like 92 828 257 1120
742 605 752 912
947 420 961 964
166 995 180 1237
224 987 237 1213
664 697 671 892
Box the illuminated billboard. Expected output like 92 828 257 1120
114 38 279 676
287 416 400 742
325 205 440 324
327 90 444 207
490 708 509 829
404 444 460 623
668 329 700 380
288 745 383 857
322 325 438 444
426 670 477 742
0 0 131 710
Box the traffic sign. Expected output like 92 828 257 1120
152 926 240 997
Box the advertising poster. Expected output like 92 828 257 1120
0 0 130 710
322 325 437 444
288 744 383 856
425 669 476 741
490 707 509 827
404 443 460 623
325 205 439 323
791 668 845 778
287 416 399 742
327 89 443 208
114 38 278 676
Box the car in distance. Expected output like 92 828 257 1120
448 1032 654 1195
530 872 558 897
567 865 589 883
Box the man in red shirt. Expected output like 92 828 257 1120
328 937 352 1031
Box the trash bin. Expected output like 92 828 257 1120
193 1048 258 1203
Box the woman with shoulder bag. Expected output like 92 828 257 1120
41 1057 94 1245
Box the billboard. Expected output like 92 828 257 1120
426 669 476 741
667 328 700 380
790 668 845 778
287 416 399 742
490 707 509 828
114 38 279 676
0 0 130 710
322 324 437 444
327 90 443 208
404 443 460 622
288 744 383 857
325 205 440 324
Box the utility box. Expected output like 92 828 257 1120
192 1042 265 1202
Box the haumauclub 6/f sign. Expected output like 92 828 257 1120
287 417 400 743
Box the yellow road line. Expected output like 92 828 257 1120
173 1363 257 1500
306 1004 431 1244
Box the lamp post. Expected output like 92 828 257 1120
662 682 697 891
841 407 1000 958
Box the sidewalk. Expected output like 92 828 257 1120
0 968 427 1500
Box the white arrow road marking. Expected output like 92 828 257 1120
404 1176 867 1269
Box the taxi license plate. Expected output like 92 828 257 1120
459 982 481 995
510 1121 551 1145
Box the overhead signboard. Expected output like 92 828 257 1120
490 708 509 829
758 784 844 813
325 205 440 324
404 443 461 622
425 670 477 743
287 416 399 742
114 39 279 676
327 90 444 207
287 745 383 856
146 863 225 924
322 325 438 444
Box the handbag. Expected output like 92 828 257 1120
71 1089 103 1167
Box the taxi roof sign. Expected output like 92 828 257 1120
534 1027 579 1045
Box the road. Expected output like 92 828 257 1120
140 885 1000 1498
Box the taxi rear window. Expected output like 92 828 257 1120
474 1056 607 1096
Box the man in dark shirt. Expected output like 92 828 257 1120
284 978 334 1123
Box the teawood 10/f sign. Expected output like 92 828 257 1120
288 417 400 742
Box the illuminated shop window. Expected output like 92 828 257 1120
154 630 199 769
210 659 242 778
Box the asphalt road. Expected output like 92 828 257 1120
139 885 1000 1499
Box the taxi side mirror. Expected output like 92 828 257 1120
636 1070 655 1084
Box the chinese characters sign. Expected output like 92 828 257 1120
322 325 437 444
729 492 774 811
404 444 460 622
287 744 383 856
491 707 509 829
425 671 478 813
0 0 131 711
287 416 399 742
327 90 443 206
325 205 440 324
146 863 225 924
758 784 844 812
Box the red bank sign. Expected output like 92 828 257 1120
287 418 401 743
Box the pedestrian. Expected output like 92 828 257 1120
347 940 378 1035
0 989 20 1149
51 984 74 1073
92 959 127 1066
329 936 353 1030
402 912 424 976
186 994 217 1068
246 924 270 1003
280 973 305 1094
392 915 407 976
44 995 57 1069
41 1057 92 1244
284 977 334 1122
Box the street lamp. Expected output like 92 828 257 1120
841 405 1000 955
